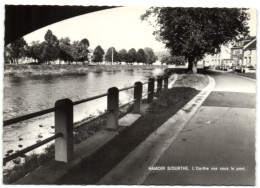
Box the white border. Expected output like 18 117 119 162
0 1 259 188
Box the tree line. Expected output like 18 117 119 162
4 29 158 65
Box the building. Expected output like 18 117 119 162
231 36 256 68
222 59 234 67
198 45 231 68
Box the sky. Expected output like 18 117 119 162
24 7 165 52
23 7 257 52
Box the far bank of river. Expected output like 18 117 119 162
4 64 167 77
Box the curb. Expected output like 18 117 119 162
228 73 256 82
210 69 256 82
168 73 179 88
98 75 215 185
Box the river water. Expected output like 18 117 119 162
3 68 164 166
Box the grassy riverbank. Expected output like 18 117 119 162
4 71 209 184
4 64 167 77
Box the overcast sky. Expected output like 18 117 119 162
23 7 257 52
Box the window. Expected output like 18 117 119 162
249 57 251 65
245 57 247 64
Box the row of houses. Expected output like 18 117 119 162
199 36 256 69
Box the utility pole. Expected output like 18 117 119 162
112 47 114 65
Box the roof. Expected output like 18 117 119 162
232 36 256 50
245 40 256 50
237 36 256 41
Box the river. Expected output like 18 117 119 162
3 68 164 166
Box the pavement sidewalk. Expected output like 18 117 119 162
98 76 216 185
98 73 256 185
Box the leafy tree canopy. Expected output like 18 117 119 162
144 47 157 64
161 55 185 65
141 7 250 72
137 48 146 63
105 47 119 62
80 38 90 47
5 37 28 63
127 48 137 63
118 49 128 63
59 37 73 63
93 45 105 62
44 29 58 46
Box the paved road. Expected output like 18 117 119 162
143 73 256 185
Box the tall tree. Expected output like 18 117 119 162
141 7 250 73
59 37 73 64
127 48 137 63
105 47 119 63
80 38 90 47
118 49 128 63
29 41 45 63
70 41 89 64
137 48 146 63
42 30 59 63
6 37 28 64
144 47 157 64
93 45 105 63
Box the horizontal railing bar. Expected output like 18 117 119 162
73 111 109 130
118 85 135 92
142 91 151 98
73 93 108 106
3 107 56 127
142 81 149 85
119 99 136 109
3 132 63 165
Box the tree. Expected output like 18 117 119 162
105 47 119 63
144 47 157 64
93 45 105 63
59 37 73 64
118 49 128 63
80 38 90 47
42 30 59 63
141 7 249 73
127 48 137 63
29 41 46 63
161 56 185 65
137 48 146 63
70 41 89 64
6 37 28 64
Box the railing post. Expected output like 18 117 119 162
147 78 155 103
107 87 119 129
163 76 169 90
55 98 74 163
157 76 163 94
133 82 142 113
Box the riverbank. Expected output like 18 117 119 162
4 64 167 77
4 72 209 184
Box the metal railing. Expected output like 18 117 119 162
3 75 169 165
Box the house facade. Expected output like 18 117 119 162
231 36 256 68
198 45 231 68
